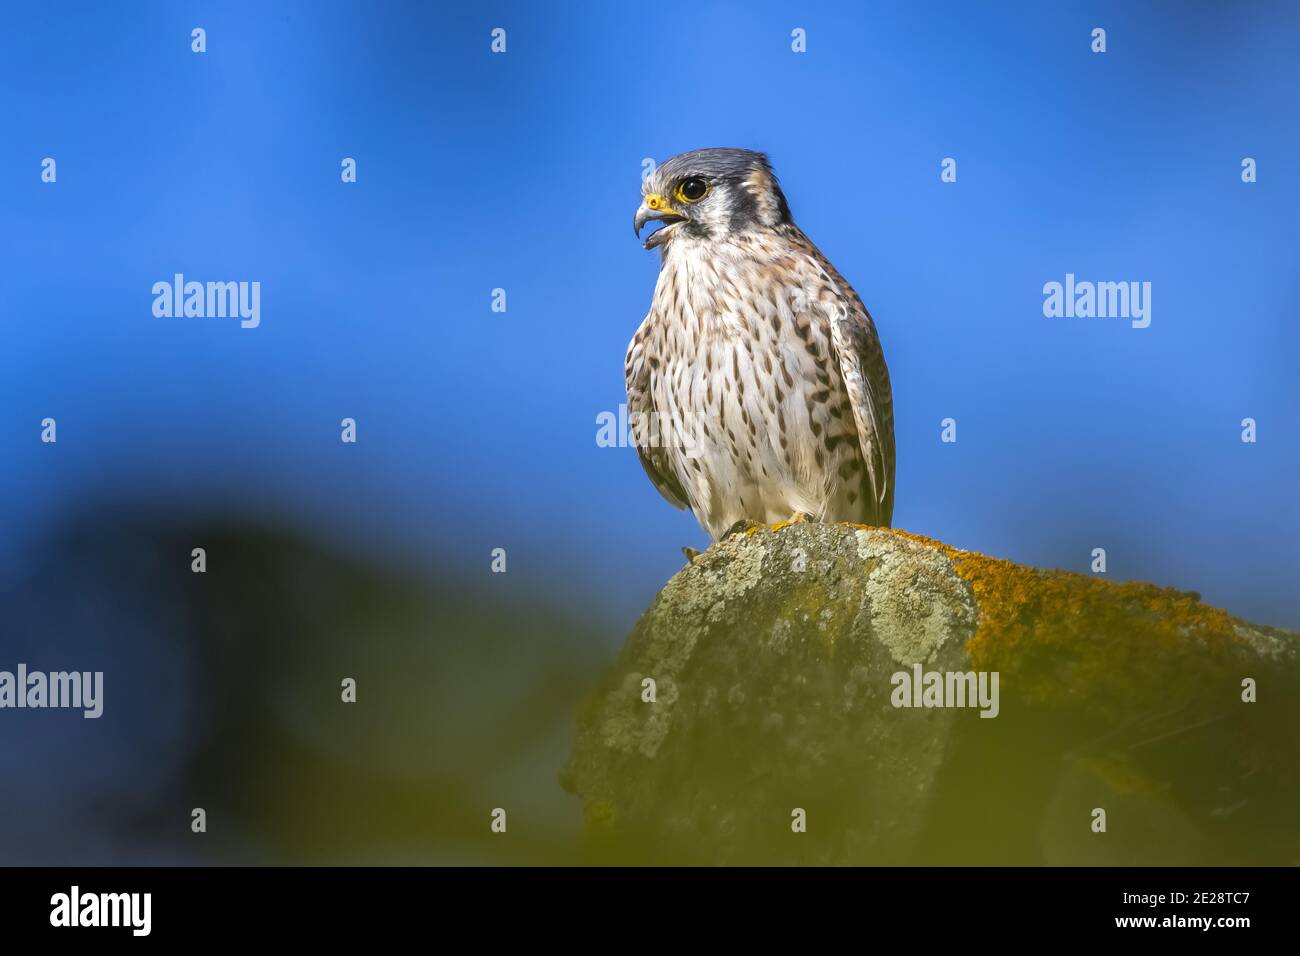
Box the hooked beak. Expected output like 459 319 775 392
633 193 686 244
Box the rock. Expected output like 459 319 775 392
562 523 1300 865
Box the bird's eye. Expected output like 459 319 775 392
676 177 709 203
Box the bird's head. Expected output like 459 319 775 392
634 148 793 250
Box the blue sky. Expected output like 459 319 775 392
3 0 1298 631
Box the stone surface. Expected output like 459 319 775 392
562 523 1300 864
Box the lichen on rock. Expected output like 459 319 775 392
562 523 1300 865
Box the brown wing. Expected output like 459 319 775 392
791 231 896 526
625 315 689 511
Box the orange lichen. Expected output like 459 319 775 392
882 528 1249 717
739 525 1252 718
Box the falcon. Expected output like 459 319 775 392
626 148 895 542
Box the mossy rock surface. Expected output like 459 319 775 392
562 524 1300 864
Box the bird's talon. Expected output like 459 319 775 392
681 546 702 565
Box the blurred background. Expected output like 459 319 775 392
1 0 1297 863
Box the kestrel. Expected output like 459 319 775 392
626 148 895 541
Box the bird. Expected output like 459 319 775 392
626 148 895 543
